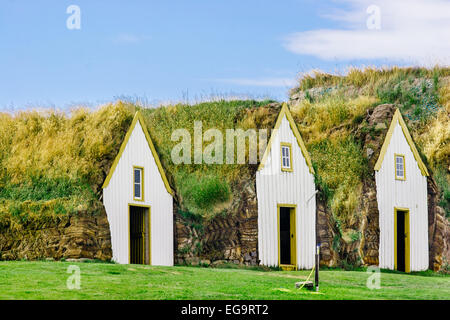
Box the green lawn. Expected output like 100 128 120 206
0 261 448 300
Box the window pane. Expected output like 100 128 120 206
281 145 291 169
134 168 143 198
395 156 404 178
134 169 141 183
134 183 141 198
287 148 291 167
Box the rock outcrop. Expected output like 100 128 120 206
0 210 112 261
427 176 448 271
316 197 339 266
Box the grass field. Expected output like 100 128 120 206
0 261 448 300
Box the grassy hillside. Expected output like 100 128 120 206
0 261 448 299
0 103 136 228
0 67 448 234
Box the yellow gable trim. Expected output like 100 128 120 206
102 111 174 195
258 103 314 174
374 109 429 176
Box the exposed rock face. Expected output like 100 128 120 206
316 197 339 267
427 177 448 271
0 210 112 261
358 179 380 265
175 177 259 266
445 219 450 265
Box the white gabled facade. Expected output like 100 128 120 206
375 109 429 272
103 112 174 265
256 104 316 269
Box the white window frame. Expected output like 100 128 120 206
281 143 293 172
395 154 405 181
133 166 144 201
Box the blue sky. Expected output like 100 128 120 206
1 0 449 109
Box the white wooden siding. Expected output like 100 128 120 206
103 121 173 265
375 120 428 271
256 115 316 269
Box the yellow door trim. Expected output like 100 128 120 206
394 207 410 273
128 203 151 265
277 204 297 270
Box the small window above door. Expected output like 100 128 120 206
281 143 293 172
395 154 405 180
133 166 144 201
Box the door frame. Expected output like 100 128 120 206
128 203 151 265
277 203 297 270
394 207 410 273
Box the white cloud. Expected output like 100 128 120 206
112 33 151 44
283 0 450 66
215 77 297 87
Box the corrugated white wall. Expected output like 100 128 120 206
256 115 316 269
375 121 428 271
103 121 173 266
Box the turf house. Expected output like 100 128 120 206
373 109 430 272
256 104 316 270
102 112 174 266
0 67 448 272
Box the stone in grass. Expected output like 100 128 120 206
295 281 314 290
375 122 387 130
66 258 94 263
211 260 227 266
200 259 211 266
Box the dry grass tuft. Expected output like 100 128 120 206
296 66 450 92
292 95 377 145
